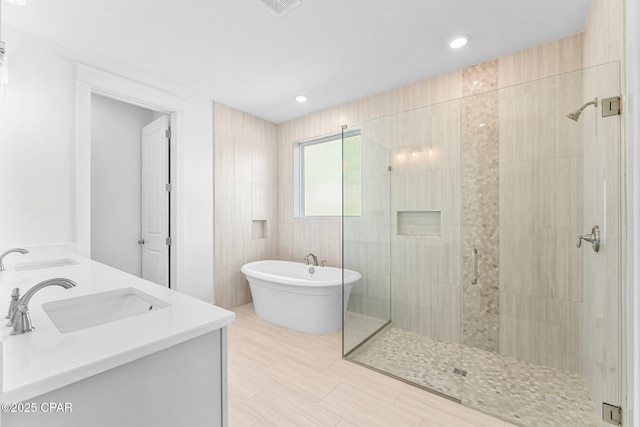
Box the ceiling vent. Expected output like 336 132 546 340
256 0 301 17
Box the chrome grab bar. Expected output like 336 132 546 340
471 248 478 285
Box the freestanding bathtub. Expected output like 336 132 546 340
240 260 361 334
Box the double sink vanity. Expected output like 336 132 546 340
0 249 234 427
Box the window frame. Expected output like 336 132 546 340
293 128 361 218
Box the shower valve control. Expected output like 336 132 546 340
577 225 600 252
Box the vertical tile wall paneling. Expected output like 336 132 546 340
498 33 583 89
275 110 343 268
213 102 278 309
582 0 624 68
461 60 500 352
276 71 466 272
498 64 585 372
343 134 392 324
388 99 462 342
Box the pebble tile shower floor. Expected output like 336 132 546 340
348 326 600 426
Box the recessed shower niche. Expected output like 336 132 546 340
397 211 442 237
251 220 267 239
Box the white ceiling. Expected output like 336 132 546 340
3 0 592 123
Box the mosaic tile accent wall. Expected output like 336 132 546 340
460 60 500 353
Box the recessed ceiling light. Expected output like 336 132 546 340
294 94 308 103
5 0 27 5
449 35 470 49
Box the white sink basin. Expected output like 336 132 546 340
42 288 170 333
14 258 79 271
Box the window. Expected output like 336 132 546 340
294 130 361 217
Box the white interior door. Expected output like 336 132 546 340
141 116 170 287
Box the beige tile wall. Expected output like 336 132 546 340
213 102 278 309
276 119 343 268
343 134 391 324
582 0 624 68
275 70 466 271
498 33 583 88
387 100 462 344
498 70 585 372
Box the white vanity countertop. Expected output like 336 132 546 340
0 254 235 403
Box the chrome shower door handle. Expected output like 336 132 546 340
577 225 600 252
471 248 478 285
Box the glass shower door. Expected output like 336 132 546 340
342 122 392 356
343 101 464 401
460 62 622 426
581 61 622 426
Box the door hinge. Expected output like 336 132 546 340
165 183 172 192
602 96 621 117
603 402 622 425
388 166 392 172
165 128 171 139
452 368 467 377
165 237 172 246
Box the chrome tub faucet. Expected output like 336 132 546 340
304 253 319 266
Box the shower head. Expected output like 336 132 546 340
566 97 598 122
566 110 582 121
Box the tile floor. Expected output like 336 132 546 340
349 326 600 426
228 303 515 427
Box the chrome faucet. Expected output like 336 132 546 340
304 253 319 266
8 278 77 334
5 287 20 320
0 248 29 272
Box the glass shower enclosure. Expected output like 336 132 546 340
342 62 622 426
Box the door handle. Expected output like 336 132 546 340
577 225 600 252
471 248 478 285
138 239 145 245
